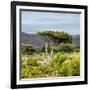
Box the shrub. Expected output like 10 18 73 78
56 43 79 53
52 53 67 64
50 53 67 74
58 53 80 76
74 45 80 52
21 52 80 78
34 48 41 53
21 44 36 55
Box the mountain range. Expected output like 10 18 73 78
21 32 80 48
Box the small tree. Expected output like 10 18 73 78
38 31 73 45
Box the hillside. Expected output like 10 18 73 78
21 32 53 48
21 32 80 48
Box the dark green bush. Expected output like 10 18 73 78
56 43 80 53
35 48 42 53
21 44 36 55
74 45 80 52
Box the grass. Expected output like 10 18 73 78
21 52 80 79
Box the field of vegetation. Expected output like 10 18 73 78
21 31 80 79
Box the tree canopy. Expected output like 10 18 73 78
38 31 73 45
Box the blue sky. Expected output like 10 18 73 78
21 11 80 35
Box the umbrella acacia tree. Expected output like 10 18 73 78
38 31 73 46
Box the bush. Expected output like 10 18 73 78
74 45 80 52
56 43 80 53
58 53 80 76
21 44 36 55
21 52 80 78
52 53 67 65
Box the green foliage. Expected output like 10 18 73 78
21 44 36 55
55 43 80 53
38 31 73 45
52 53 67 65
21 30 80 79
58 53 80 76
74 45 80 52
21 52 80 79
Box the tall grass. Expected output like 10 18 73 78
21 52 80 79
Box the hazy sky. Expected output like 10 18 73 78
21 11 80 35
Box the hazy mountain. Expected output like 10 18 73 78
21 32 53 48
21 32 80 48
73 35 80 46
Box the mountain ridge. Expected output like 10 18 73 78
21 32 80 48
